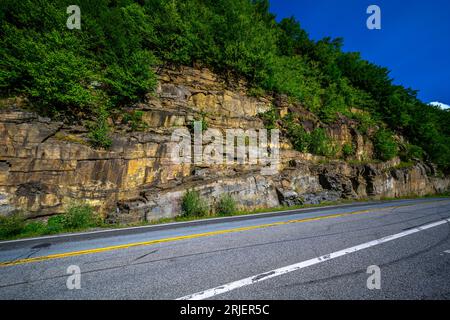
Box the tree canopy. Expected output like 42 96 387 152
0 0 448 171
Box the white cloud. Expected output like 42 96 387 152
429 101 450 110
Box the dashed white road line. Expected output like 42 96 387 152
177 217 450 300
444 250 450 254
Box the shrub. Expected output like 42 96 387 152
353 112 378 135
123 110 148 131
284 119 310 153
181 190 209 217
87 107 112 149
0 213 26 239
342 143 355 158
400 143 424 161
188 117 208 133
309 128 337 157
373 128 398 161
63 203 99 230
248 87 266 98
0 204 100 240
216 194 236 216
22 221 47 236
320 83 347 123
260 107 279 130
88 121 112 149
284 120 338 157
46 215 66 234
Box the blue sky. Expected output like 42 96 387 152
269 0 450 104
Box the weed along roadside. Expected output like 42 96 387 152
0 203 102 241
1 193 448 242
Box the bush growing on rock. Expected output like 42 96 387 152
216 194 237 216
260 107 279 131
0 204 101 240
22 221 47 236
400 143 424 161
284 119 311 153
181 190 209 217
122 110 148 132
63 203 101 230
373 128 398 161
46 215 66 234
87 107 112 149
342 143 355 158
0 213 26 239
309 128 337 157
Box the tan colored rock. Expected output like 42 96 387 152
124 159 154 189
0 66 448 221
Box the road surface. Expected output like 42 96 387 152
0 198 449 300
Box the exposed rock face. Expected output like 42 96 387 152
0 66 448 222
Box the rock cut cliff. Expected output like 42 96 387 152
0 66 448 222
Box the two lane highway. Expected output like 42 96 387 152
0 198 449 299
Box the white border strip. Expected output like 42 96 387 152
177 217 450 300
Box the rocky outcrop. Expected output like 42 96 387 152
0 66 448 222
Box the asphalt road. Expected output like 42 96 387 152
0 198 449 300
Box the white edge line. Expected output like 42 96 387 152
177 217 450 300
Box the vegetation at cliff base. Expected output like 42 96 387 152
181 189 209 217
0 204 101 240
0 0 449 171
216 194 237 216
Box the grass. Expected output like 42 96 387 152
108 191 450 229
0 203 102 241
1 192 449 241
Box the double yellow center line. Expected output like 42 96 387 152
0 202 435 267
